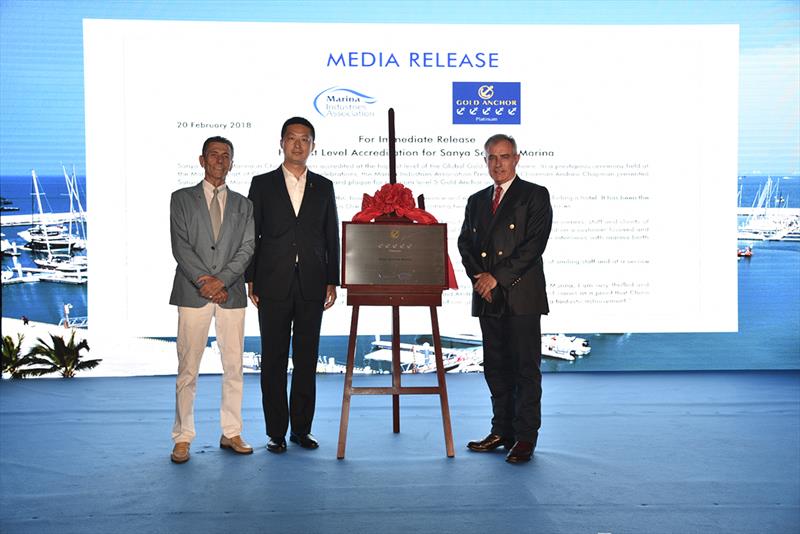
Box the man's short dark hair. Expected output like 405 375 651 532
484 134 517 153
202 136 234 158
281 117 315 141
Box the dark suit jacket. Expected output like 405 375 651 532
245 167 340 301
169 182 255 309
457 176 552 318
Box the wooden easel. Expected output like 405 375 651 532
336 109 455 459
336 267 455 459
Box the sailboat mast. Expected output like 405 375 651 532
62 165 75 256
71 165 87 240
31 170 46 225
71 165 85 215
31 169 53 255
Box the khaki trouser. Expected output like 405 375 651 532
172 304 246 443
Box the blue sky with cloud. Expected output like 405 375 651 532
0 0 797 176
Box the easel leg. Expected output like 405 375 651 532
392 305 401 433
337 305 360 459
431 306 455 457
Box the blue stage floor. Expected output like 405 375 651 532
1 371 798 533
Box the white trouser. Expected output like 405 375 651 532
172 303 246 443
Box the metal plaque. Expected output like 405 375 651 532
344 223 446 287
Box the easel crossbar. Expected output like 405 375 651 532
347 386 443 396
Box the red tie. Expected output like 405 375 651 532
491 185 502 214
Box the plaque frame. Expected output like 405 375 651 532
342 219 448 306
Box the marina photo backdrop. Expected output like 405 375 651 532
1 1 798 376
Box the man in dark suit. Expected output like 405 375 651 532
246 117 340 453
457 134 553 464
169 136 255 463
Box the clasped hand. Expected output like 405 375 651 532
197 275 228 304
473 272 497 303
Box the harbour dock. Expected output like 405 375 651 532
737 207 800 216
0 212 84 227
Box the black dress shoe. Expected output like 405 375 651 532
289 433 319 449
505 441 534 463
467 433 514 452
266 437 287 453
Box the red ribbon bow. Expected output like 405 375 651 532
352 183 438 224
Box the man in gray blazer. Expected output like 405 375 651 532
168 136 255 463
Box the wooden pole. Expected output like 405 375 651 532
336 305 361 459
388 108 396 185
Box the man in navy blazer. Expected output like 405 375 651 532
246 117 340 453
169 136 255 463
457 134 553 464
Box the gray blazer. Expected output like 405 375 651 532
169 181 255 309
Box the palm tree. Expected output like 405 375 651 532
26 332 100 378
2 333 36 379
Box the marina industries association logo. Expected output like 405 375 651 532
452 82 520 125
313 86 377 118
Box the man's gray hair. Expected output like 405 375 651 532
484 134 517 153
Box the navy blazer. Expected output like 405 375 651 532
245 167 340 302
457 176 552 317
